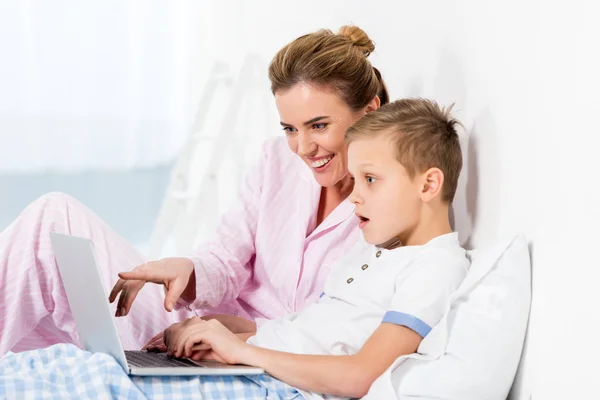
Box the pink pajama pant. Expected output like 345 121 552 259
0 192 195 356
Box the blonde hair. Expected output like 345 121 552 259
268 25 389 111
345 98 463 203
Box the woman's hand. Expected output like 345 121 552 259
202 314 257 334
108 257 196 316
163 317 250 365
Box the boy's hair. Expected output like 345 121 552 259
345 98 463 203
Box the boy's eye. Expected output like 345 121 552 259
366 176 376 184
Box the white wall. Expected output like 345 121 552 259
194 1 600 398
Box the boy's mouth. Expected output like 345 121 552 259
356 213 370 229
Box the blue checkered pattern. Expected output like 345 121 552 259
0 344 302 399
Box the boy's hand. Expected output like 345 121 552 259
143 331 167 352
142 314 257 351
163 317 250 365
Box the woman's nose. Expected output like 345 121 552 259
297 132 316 156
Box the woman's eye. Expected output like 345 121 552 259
313 123 327 130
366 176 376 184
282 126 296 134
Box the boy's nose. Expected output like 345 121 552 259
349 190 363 205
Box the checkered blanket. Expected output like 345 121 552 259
0 344 302 399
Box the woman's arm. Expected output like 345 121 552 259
110 140 276 314
203 314 257 334
166 319 421 399
181 140 273 310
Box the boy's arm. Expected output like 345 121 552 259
238 323 421 399
236 250 466 397
237 251 466 397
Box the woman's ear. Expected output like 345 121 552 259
365 95 381 113
420 168 444 202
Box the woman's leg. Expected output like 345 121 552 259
0 192 194 356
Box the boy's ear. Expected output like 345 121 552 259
420 168 444 202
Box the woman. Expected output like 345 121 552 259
0 25 389 356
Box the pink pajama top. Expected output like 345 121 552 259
182 137 361 320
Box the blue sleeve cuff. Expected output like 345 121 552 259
382 311 432 337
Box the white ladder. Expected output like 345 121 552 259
148 54 273 258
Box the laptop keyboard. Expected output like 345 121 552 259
125 350 202 368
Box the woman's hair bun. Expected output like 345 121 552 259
338 25 375 57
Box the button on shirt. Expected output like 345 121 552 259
248 232 469 399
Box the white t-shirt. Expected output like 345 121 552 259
248 232 469 399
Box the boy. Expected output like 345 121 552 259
160 98 469 399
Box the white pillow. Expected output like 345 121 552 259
364 233 531 400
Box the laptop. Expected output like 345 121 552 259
49 232 264 376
